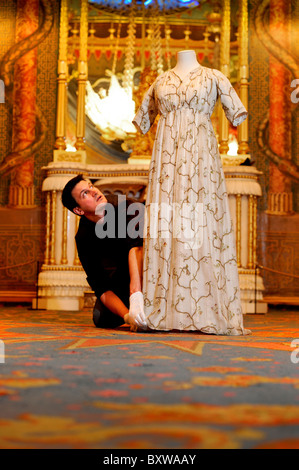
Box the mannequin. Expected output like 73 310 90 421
171 50 200 81
133 47 250 336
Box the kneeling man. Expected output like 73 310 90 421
62 174 146 331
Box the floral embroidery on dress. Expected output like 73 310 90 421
133 65 250 336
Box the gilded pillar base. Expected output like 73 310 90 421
32 267 88 311
75 137 86 151
224 165 268 314
238 270 268 314
54 137 67 151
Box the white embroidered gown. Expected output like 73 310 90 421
133 65 250 335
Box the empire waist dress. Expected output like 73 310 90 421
133 65 251 336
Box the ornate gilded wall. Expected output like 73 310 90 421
248 0 270 210
0 1 16 207
0 0 60 300
249 0 299 301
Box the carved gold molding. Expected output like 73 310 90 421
238 0 250 155
218 0 230 155
75 0 88 151
41 265 83 271
55 0 68 150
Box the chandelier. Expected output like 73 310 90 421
89 0 200 11
85 0 166 148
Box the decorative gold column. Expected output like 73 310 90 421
49 190 57 265
44 191 51 265
9 0 39 207
75 0 88 151
219 0 230 154
54 0 68 150
247 194 254 269
61 206 68 265
267 0 293 215
236 193 242 267
74 216 81 266
253 195 257 268
238 0 250 155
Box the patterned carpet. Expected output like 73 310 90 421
0 305 298 450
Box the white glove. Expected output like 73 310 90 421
127 291 147 330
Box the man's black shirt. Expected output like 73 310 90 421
75 195 144 304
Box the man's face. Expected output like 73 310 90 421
71 179 107 219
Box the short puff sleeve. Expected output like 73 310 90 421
132 82 158 135
215 70 248 127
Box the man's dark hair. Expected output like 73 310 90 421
61 174 86 213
